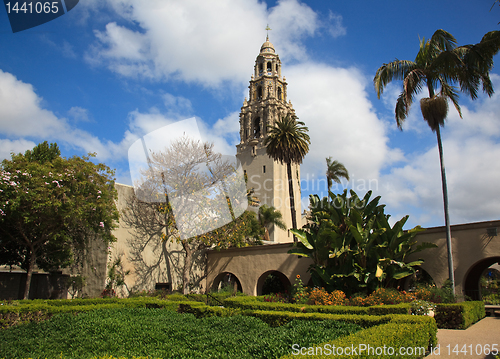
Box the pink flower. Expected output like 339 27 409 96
99 222 105 228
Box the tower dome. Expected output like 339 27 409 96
260 35 275 54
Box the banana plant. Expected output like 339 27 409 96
289 189 436 295
375 214 437 287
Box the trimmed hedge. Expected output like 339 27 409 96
0 308 362 359
435 301 485 329
0 297 193 329
178 302 437 358
223 296 411 316
224 296 486 330
280 318 437 359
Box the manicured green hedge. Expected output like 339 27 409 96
0 308 362 359
178 302 437 358
0 297 194 329
223 296 411 316
280 318 436 359
224 296 487 330
435 301 485 329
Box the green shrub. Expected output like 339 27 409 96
435 301 485 329
280 316 437 359
223 296 411 316
0 297 189 329
247 310 390 328
0 308 361 359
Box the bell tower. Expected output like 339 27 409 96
236 35 302 243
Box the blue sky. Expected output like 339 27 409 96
1 0 500 229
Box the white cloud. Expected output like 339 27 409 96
85 0 345 86
0 70 64 138
0 139 37 160
285 62 401 186
0 69 120 161
68 106 91 123
327 11 346 38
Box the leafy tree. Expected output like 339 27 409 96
264 114 310 234
373 29 500 294
258 204 286 241
24 141 60 163
289 190 436 296
0 143 119 299
325 157 349 191
124 137 263 294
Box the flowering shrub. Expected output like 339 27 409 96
308 288 346 306
101 288 116 298
348 288 416 306
291 275 308 304
410 300 436 316
263 292 288 303
348 295 368 307
367 288 416 305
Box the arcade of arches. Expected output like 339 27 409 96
207 220 500 299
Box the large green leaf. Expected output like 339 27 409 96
290 229 313 249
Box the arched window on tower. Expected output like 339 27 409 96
267 61 272 74
259 63 263 75
275 63 279 72
253 117 261 138
277 87 282 101
257 86 262 101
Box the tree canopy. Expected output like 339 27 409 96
0 142 119 299
126 136 263 294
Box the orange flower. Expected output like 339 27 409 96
296 274 301 279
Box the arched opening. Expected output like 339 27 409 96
253 117 261 138
267 61 272 73
257 270 291 296
275 63 279 72
277 87 282 101
481 265 500 304
257 86 262 100
211 272 243 293
464 257 500 300
259 63 263 74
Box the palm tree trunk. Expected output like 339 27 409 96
286 162 297 241
435 125 455 295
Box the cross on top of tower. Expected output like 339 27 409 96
265 24 271 41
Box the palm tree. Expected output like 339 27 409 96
325 157 349 192
264 114 310 236
258 205 287 241
374 29 500 294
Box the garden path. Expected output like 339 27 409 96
425 317 500 358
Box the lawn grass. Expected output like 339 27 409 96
0 308 361 359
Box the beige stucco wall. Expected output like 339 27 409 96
410 220 500 297
207 220 500 298
206 243 312 295
108 183 207 296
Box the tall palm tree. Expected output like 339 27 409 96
264 114 310 236
258 205 287 241
374 29 500 294
325 157 349 192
